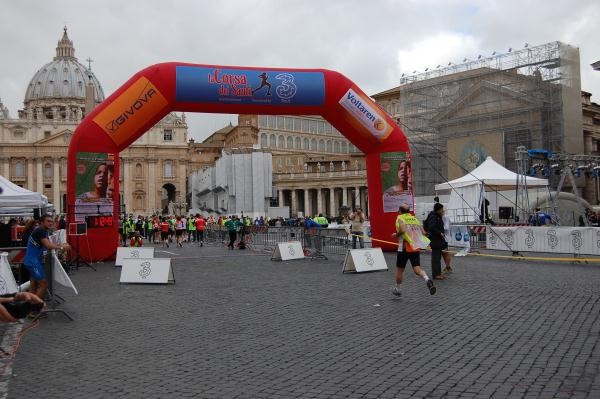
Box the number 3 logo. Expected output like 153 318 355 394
275 73 297 100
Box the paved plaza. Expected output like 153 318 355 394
0 243 599 398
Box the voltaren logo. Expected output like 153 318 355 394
339 88 392 140
105 89 157 133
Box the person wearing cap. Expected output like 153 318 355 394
391 204 436 297
425 203 447 280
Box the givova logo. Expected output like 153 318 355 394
93 77 168 147
339 88 392 141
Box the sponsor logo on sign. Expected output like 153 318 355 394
339 88 393 141
93 77 168 146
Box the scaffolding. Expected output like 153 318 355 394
396 41 582 197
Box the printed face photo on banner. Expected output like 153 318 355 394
381 152 413 213
74 152 114 221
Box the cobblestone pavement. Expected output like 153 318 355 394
2 242 600 398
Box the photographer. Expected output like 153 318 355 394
350 207 366 249
0 292 44 322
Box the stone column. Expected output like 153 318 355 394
329 188 335 216
53 158 60 207
278 189 284 207
342 187 348 207
36 159 43 193
291 189 298 216
360 187 367 211
27 159 34 190
317 188 323 215
304 189 310 217
147 160 156 212
2 158 9 177
123 159 131 212
353 186 359 208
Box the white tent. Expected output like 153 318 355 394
434 157 548 222
0 175 48 208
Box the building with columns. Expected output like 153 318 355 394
0 28 201 215
193 114 369 218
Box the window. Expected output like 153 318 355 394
303 138 309 150
268 116 276 128
310 139 317 151
326 140 332 153
325 123 332 135
295 137 301 149
318 121 325 134
13 130 24 139
334 142 341 153
318 140 325 152
294 118 303 131
261 134 268 147
285 117 293 131
44 163 52 178
44 131 51 138
309 120 317 133
135 163 143 178
341 142 348 153
258 115 267 127
14 161 24 177
287 136 293 149
163 129 173 141
164 161 173 178
269 134 276 147
45 184 52 189
277 116 285 129
278 135 285 149
301 119 309 132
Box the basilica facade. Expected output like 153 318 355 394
0 29 197 215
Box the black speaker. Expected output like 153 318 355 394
499 206 513 220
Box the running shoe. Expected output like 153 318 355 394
426 279 436 295
391 286 402 297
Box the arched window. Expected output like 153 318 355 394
278 135 285 149
44 163 52 178
310 139 317 151
303 138 309 150
318 140 325 152
135 163 143 178
287 136 293 149
334 141 341 153
326 140 332 153
261 134 268 148
14 161 24 177
341 142 348 153
164 161 173 178
269 134 276 147
295 137 301 149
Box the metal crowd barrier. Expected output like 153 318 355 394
203 225 351 256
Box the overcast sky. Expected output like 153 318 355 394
1 0 598 141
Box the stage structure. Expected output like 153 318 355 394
67 63 411 260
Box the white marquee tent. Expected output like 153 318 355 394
0 175 48 213
434 157 548 222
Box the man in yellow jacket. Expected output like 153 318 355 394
392 203 436 297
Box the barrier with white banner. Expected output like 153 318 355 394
447 225 471 249
271 241 305 261
486 226 600 255
0 252 20 294
115 247 155 266
342 248 388 273
120 258 175 284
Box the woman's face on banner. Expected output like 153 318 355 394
397 161 407 183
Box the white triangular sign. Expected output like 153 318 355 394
0 252 19 294
52 252 79 295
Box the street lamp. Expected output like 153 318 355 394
173 195 187 215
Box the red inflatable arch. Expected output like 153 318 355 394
67 63 413 261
